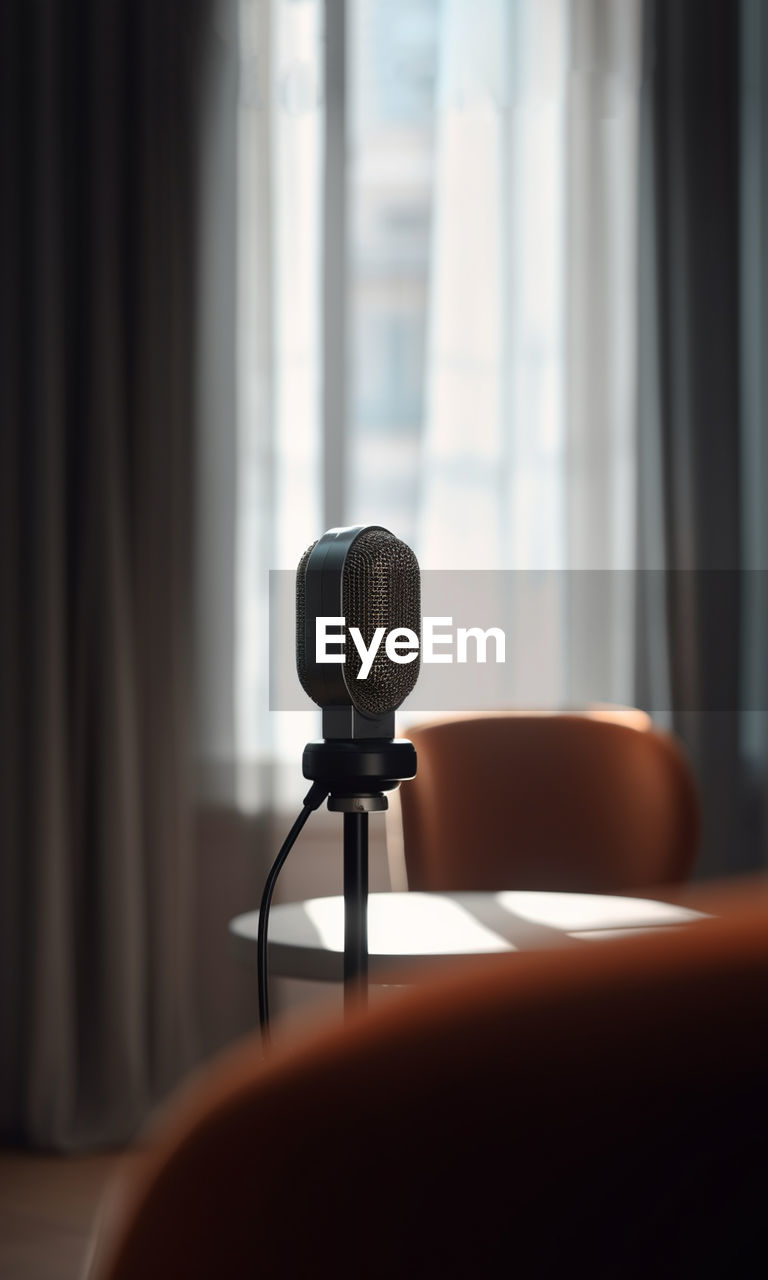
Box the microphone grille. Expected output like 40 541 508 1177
342 528 420 716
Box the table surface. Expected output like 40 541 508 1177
229 890 709 983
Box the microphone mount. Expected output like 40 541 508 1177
302 736 416 812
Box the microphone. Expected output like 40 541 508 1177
296 524 421 742
296 525 419 803
258 525 420 1033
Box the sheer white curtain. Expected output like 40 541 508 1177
417 0 641 708
237 0 324 797
197 0 323 809
199 0 643 806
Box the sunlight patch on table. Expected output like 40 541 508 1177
302 893 515 956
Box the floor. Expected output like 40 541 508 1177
0 1150 130 1280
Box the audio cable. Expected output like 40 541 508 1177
257 780 328 1038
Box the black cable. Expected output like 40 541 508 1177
257 780 328 1036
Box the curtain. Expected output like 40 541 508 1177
214 0 645 797
196 0 323 813
637 0 767 879
203 1 768 889
741 0 768 870
418 0 642 711
0 1 205 1150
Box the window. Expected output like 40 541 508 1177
197 0 642 807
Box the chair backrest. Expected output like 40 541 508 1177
396 712 699 892
87 885 768 1279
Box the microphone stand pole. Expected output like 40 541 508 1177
343 810 368 1008
326 792 386 1016
303 727 417 1017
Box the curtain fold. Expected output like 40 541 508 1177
194 0 323 811
636 0 754 879
0 1 206 1150
740 0 768 866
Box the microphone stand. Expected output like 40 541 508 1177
342 808 369 1007
303 708 417 1015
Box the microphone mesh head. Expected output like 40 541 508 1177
295 528 421 716
342 528 421 716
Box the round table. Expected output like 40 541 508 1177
229 890 708 983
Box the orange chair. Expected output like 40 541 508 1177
86 883 768 1279
394 711 699 893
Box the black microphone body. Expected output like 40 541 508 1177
296 524 420 802
296 524 421 738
